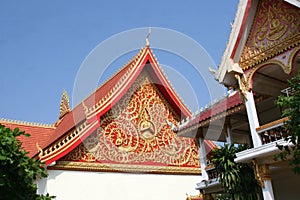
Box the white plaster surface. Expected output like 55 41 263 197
38 170 201 200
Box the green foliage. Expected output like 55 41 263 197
211 144 260 200
0 124 54 200
215 193 232 200
276 72 300 174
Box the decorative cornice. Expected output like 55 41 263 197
0 118 55 129
40 121 98 164
50 161 201 175
246 45 300 89
240 34 300 70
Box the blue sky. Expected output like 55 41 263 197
0 0 239 124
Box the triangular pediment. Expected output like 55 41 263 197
52 70 200 174
38 46 204 174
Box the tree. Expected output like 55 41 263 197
0 124 54 200
276 71 300 174
211 144 260 200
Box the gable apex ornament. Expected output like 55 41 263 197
146 27 151 47
59 90 71 119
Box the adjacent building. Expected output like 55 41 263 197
180 0 300 199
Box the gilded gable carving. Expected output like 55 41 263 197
240 0 300 70
59 72 200 173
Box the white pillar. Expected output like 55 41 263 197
226 126 233 144
198 137 208 180
262 180 275 200
245 91 262 147
260 164 275 200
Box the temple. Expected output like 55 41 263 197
181 0 300 199
1 45 216 199
1 0 300 199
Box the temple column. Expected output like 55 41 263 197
260 165 274 200
258 164 274 200
262 179 275 200
198 137 208 180
253 160 274 200
245 91 262 147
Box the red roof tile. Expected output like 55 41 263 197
179 92 242 130
0 121 55 158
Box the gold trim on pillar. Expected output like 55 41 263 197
252 159 271 188
186 193 204 200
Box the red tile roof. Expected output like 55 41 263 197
179 92 243 131
0 120 55 158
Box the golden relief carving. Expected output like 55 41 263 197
252 159 271 188
234 73 249 101
51 161 201 174
139 108 156 141
240 0 300 70
60 72 200 172
246 46 300 89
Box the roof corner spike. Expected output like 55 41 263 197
145 27 151 47
59 90 71 119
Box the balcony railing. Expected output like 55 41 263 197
256 117 289 145
205 163 219 180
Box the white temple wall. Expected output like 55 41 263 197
38 170 201 200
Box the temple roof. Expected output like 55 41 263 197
178 91 244 137
0 119 55 157
1 45 209 166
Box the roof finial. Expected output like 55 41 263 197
59 90 70 119
146 27 151 46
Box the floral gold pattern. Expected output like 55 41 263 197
59 72 200 173
240 0 300 70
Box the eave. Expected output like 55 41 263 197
217 0 257 86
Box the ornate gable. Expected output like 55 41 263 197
53 71 200 174
239 0 300 70
38 46 198 166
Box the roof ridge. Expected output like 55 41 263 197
85 46 148 114
148 48 192 113
70 47 147 111
0 118 56 129
95 46 147 94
